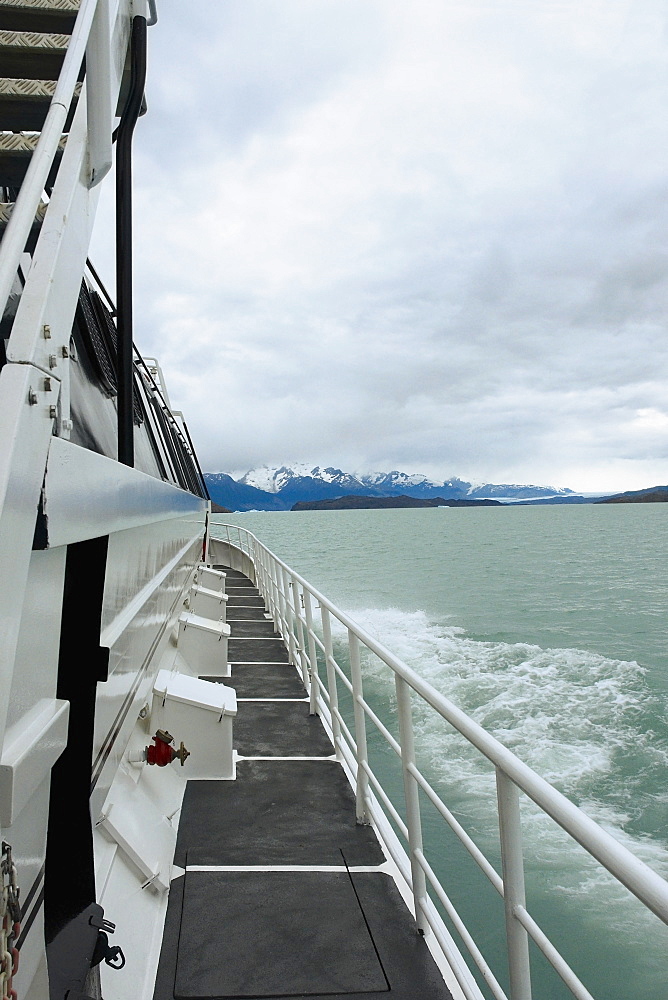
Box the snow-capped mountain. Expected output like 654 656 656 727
241 465 368 495
204 464 577 511
203 473 287 511
466 482 575 500
359 471 472 499
361 471 438 488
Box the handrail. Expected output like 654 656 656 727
211 523 668 1000
134 352 204 473
0 0 101 317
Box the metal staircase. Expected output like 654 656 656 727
0 0 124 742
0 1 79 246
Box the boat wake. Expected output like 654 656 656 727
334 606 668 946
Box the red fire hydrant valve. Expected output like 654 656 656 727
146 730 190 767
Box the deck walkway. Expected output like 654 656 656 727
153 568 453 1000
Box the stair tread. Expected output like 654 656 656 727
0 78 80 130
0 199 47 252
0 199 47 223
0 28 69 48
0 0 79 34
0 28 70 80
0 76 80 96
0 0 79 9
0 131 66 152
0 131 66 185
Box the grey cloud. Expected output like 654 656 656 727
89 0 668 493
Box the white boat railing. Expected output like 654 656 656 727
213 523 668 1000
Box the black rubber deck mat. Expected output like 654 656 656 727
234 701 332 756
227 619 278 637
154 870 452 1000
226 607 269 620
175 871 388 998
229 662 306 698
174 761 384 866
228 637 289 662
226 594 265 607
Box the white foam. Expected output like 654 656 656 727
330 606 668 944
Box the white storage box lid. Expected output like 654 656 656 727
178 611 231 637
191 584 229 602
198 565 226 580
153 669 237 716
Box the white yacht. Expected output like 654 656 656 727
0 3 666 1000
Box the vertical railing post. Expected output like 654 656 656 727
496 769 532 1000
320 607 342 762
202 502 211 566
266 552 280 630
248 534 255 582
270 558 284 635
291 574 310 696
263 550 273 611
282 566 298 665
303 589 320 715
263 549 272 615
348 630 370 824
394 674 429 933
254 540 264 597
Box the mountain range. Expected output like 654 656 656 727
204 465 577 512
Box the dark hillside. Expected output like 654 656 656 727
598 487 668 504
291 494 502 511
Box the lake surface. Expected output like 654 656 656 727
212 505 668 1000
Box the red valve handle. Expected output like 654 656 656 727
145 733 190 767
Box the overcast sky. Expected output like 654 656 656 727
90 0 668 491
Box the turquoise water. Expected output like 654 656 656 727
213 505 668 999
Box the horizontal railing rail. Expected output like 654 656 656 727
212 522 668 1000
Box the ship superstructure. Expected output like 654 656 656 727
0 1 209 995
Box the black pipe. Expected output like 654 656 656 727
116 16 147 467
